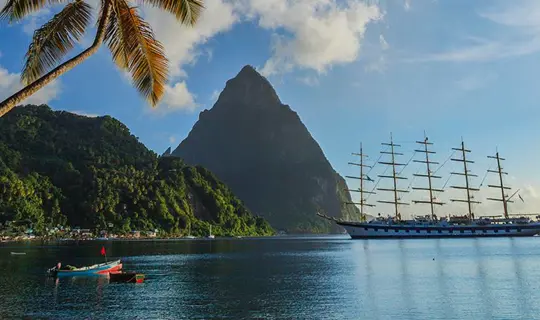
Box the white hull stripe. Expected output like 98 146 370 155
338 222 540 238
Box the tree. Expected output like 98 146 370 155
0 0 204 117
0 105 275 236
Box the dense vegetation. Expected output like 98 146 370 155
0 105 273 236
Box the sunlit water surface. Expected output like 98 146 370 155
1 236 539 319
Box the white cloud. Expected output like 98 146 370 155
101 0 384 110
204 47 214 62
0 65 61 105
410 1 540 63
144 0 383 79
70 110 99 117
297 75 319 86
154 81 198 114
404 0 411 11
364 56 386 73
379 34 389 50
210 89 220 101
143 0 238 78
20 7 53 35
508 184 540 215
139 0 238 112
525 185 538 199
5 0 386 111
480 0 540 30
168 135 177 144
411 38 540 63
455 72 498 91
238 0 382 76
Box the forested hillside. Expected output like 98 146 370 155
0 105 273 236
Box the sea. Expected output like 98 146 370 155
1 235 539 320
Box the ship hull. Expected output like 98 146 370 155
338 221 540 239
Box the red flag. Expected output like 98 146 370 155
100 246 106 256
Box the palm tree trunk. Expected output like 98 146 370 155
0 0 112 118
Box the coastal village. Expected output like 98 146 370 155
0 221 159 242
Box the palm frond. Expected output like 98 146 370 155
1 0 63 22
21 0 92 85
109 0 168 105
138 0 203 25
104 11 128 69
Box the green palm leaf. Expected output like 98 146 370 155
1 0 63 22
108 0 168 105
138 0 203 25
21 0 92 85
105 9 128 69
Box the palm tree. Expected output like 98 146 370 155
0 0 204 117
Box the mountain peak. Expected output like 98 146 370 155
172 66 360 232
237 65 259 78
215 65 281 109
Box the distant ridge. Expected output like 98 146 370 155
162 147 172 157
172 65 360 233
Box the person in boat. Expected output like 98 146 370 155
53 262 77 271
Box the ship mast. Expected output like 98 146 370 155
345 143 375 222
376 133 409 221
486 151 512 219
450 140 480 220
411 134 444 220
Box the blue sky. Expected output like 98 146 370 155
2 0 540 217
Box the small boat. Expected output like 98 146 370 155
10 252 26 255
207 225 215 239
109 271 145 283
47 259 122 277
185 223 196 239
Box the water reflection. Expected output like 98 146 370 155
509 238 531 318
362 240 380 320
1 237 540 319
434 239 453 318
397 240 414 318
472 238 494 320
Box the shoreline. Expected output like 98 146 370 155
1 233 349 244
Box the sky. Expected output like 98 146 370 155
1 0 540 218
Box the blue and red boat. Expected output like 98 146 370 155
47 246 122 277
47 259 123 277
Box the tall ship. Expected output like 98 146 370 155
318 134 540 238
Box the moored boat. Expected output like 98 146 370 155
109 271 145 283
207 225 215 239
185 223 196 239
47 259 123 277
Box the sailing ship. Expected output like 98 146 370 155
318 134 540 238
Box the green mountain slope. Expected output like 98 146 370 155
0 105 273 236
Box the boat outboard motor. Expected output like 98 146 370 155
47 262 61 276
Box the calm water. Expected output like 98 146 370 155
1 236 540 319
